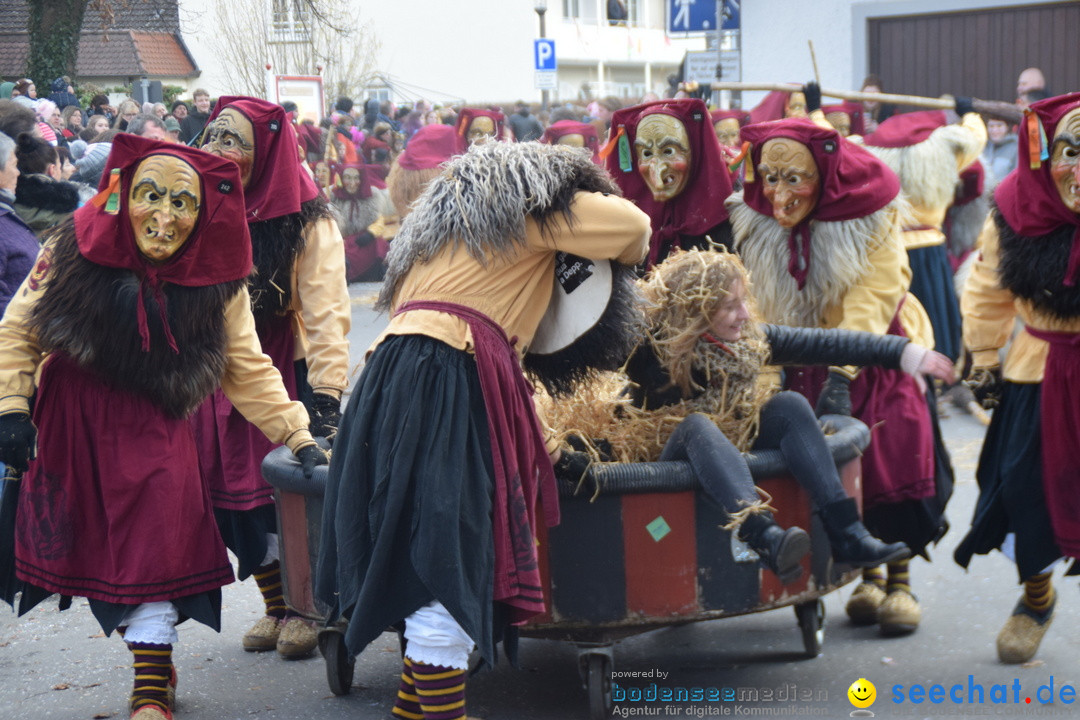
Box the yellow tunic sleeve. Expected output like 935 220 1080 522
221 288 316 452
527 191 651 265
960 216 1016 370
292 215 352 399
0 248 49 415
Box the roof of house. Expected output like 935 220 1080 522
0 0 197 79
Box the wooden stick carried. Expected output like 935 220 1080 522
682 81 1023 124
808 42 821 87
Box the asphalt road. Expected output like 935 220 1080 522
2 282 1077 720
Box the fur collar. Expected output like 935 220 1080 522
29 222 247 418
864 123 984 213
377 143 619 312
15 173 81 215
727 192 903 327
995 206 1080 321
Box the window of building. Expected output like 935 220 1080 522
563 0 580 19
270 0 311 42
364 87 391 104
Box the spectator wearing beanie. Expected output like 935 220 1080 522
47 77 80 111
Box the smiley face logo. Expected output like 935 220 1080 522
848 678 876 709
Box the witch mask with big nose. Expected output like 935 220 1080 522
635 114 692 202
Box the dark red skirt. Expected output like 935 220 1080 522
784 316 935 510
15 354 233 604
191 315 297 512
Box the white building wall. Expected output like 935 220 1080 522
176 0 704 106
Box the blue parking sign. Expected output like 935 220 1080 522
534 39 557 71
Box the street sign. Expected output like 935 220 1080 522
721 0 740 30
684 50 740 84
668 0 740 35
535 71 558 91
534 39 557 71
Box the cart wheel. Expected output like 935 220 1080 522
321 630 355 695
586 653 613 719
795 599 825 658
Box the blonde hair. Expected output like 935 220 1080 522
387 160 444 217
641 248 762 394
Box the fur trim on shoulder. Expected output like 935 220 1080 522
728 191 903 327
30 220 246 418
995 207 1080 321
865 124 984 214
377 143 620 312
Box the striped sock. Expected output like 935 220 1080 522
1022 572 1054 615
391 657 424 720
128 642 173 714
862 565 886 590
886 560 910 594
410 659 466 720
253 561 287 619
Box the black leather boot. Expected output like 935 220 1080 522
738 513 810 584
819 498 910 567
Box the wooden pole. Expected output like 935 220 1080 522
680 81 1023 124
808 41 821 86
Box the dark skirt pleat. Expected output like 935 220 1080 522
907 244 963 362
315 335 498 664
954 382 1059 580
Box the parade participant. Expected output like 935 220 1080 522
0 135 326 720
194 96 351 660
367 124 459 251
329 162 393 282
727 117 948 636
604 98 734 269
862 103 987 363
455 107 507 151
555 249 952 581
540 119 601 162
315 141 649 720
710 109 749 150
954 93 1080 664
749 87 809 124
821 101 865 138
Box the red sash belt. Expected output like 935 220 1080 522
1025 327 1080 558
395 301 559 623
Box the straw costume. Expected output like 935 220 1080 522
549 249 922 584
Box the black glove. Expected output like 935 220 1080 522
308 392 342 444
0 412 36 474
565 434 615 462
803 81 822 113
965 366 1003 409
294 444 329 480
954 95 975 117
815 371 852 417
553 448 592 487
